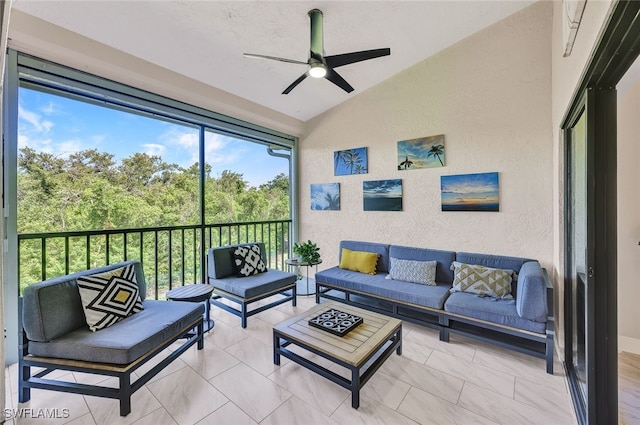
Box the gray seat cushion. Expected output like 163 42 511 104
27 300 204 364
444 292 545 334
210 269 296 299
316 267 452 310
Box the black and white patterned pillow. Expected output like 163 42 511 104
233 244 267 277
77 264 144 331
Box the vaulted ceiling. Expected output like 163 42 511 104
11 1 535 122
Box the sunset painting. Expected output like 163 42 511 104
441 172 499 212
397 134 445 170
363 179 402 211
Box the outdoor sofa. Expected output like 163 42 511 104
315 240 555 373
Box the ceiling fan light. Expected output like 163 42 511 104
309 64 327 78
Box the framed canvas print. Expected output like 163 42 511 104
363 179 402 211
334 147 368 175
397 134 445 170
310 183 340 210
441 172 499 212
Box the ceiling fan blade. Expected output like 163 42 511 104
282 73 309 94
243 53 308 65
308 9 324 62
325 68 354 93
325 48 391 68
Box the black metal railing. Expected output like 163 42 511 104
17 219 292 299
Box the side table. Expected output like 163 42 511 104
285 258 322 296
166 284 215 332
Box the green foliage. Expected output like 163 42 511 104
17 148 291 293
292 240 321 264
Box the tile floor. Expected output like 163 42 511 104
4 296 577 425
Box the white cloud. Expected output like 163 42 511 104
142 143 166 156
18 104 54 134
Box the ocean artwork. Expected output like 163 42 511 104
311 183 340 210
397 134 445 170
441 172 499 212
334 147 368 175
363 179 402 211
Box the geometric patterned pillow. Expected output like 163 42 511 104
233 244 267 277
449 261 514 299
77 264 144 332
385 257 437 286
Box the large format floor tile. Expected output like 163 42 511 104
5 298 588 425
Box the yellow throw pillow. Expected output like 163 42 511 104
339 248 379 275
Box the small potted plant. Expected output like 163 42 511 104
293 239 321 265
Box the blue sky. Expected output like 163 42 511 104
18 87 289 187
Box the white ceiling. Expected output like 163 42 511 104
12 0 535 122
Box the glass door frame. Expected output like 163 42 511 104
561 2 640 422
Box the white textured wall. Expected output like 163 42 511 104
617 80 640 349
300 2 553 271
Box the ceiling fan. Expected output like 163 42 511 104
243 9 390 94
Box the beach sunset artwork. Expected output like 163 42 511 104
441 172 499 212
363 179 402 211
397 134 445 170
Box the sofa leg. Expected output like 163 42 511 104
119 373 132 416
545 335 554 374
292 286 297 307
241 303 248 328
18 364 30 403
440 327 450 343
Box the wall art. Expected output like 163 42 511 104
441 172 499 212
334 147 368 175
310 183 340 210
397 134 445 170
363 179 402 211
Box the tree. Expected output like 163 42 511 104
427 144 445 166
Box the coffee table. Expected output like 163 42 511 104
273 301 402 408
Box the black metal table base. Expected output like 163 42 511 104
273 325 402 408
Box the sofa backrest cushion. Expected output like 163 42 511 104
22 260 145 342
389 245 456 284
455 252 533 274
516 261 548 322
207 243 267 279
339 241 390 273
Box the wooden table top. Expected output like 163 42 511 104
273 301 402 367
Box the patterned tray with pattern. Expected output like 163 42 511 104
308 309 363 337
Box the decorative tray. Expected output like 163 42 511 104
308 309 363 336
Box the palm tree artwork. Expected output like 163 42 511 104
310 183 340 210
397 135 445 170
334 147 368 175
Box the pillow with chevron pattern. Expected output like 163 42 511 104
77 263 144 332
233 244 267 277
385 257 437 286
450 261 514 299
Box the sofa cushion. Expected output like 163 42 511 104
444 292 545 334
516 261 548 322
386 257 437 286
209 269 296 299
316 267 451 309
450 261 514 299
27 300 203 364
389 245 456 284
77 263 144 332
233 244 267 277
22 260 145 342
455 252 533 296
339 241 390 272
339 248 379 275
